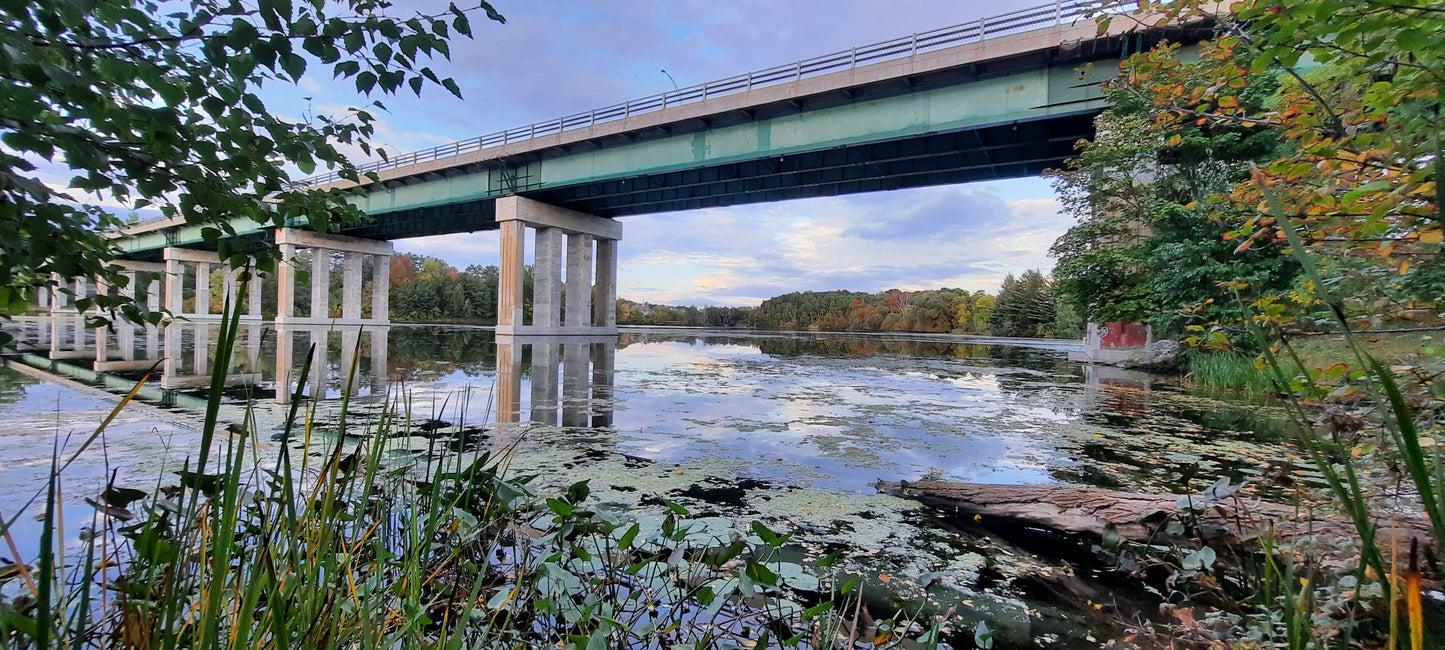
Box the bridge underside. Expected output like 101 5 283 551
342 110 1096 243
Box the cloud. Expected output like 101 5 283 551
241 1 1075 305
839 187 1015 241
609 179 1069 305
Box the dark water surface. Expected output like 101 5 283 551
1 322 1303 647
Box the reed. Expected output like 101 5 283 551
0 291 942 649
1188 350 1275 393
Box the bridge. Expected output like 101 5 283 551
33 1 1203 399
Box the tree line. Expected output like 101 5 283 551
387 252 1080 339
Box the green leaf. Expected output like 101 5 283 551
617 523 639 550
355 71 377 94
565 480 589 504
974 621 995 649
281 53 306 80
1397 28 1429 52
546 497 573 517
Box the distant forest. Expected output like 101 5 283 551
387 254 1080 339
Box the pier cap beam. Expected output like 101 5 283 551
495 195 622 240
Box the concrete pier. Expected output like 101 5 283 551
495 196 621 336
274 228 392 327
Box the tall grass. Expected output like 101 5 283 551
0 286 947 649
1244 165 1440 648
1188 350 1275 393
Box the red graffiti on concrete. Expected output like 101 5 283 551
1099 321 1149 349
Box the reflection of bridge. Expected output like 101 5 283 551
7 317 389 405
496 335 616 427
7 318 617 428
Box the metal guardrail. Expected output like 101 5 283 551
298 0 1101 187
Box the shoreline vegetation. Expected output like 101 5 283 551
387 256 1080 340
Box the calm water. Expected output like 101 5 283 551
0 321 1302 646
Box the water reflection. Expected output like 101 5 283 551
4 319 1303 496
496 335 615 427
273 323 389 403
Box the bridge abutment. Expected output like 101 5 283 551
495 196 621 336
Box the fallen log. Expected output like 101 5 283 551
876 480 1436 558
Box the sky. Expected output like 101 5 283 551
268 1 1080 306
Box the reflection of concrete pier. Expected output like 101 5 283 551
496 335 615 427
274 324 389 404
6 316 390 409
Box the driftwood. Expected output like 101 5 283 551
877 480 1436 558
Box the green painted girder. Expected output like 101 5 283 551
354 61 1116 219
118 58 1118 256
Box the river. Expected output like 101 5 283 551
0 320 1303 647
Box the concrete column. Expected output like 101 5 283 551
340 328 359 393
274 326 292 404
48 274 63 311
594 239 618 328
495 195 620 335
165 259 184 315
369 327 388 396
342 252 363 321
118 323 135 361
371 255 391 323
195 262 210 316
93 277 111 364
564 234 593 328
147 277 161 313
310 329 327 398
193 324 210 377
497 220 526 330
247 270 262 318
37 286 50 310
146 321 160 361
311 250 330 320
533 228 564 328
591 341 616 427
245 323 262 366
222 268 238 315
163 322 181 381
276 242 297 320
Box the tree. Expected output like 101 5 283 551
0 0 505 333
990 270 1055 338
1113 1 1442 339
1049 57 1295 344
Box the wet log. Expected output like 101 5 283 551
876 480 1436 555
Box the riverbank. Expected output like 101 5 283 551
3 323 1432 647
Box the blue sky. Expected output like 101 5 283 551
273 0 1077 306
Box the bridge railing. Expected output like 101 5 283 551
293 0 1102 187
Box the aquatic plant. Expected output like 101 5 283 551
0 295 953 649
1187 351 1275 393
